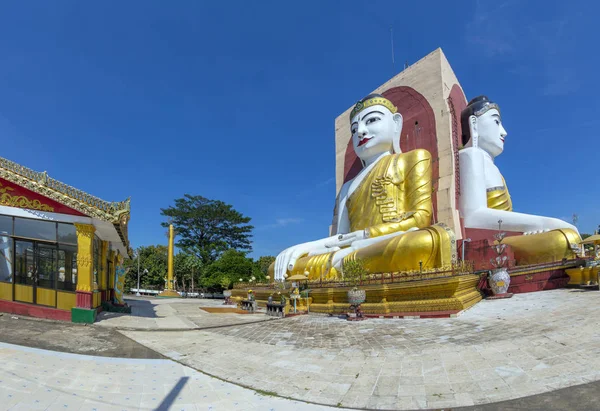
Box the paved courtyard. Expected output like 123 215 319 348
123 289 600 410
96 297 272 330
0 341 345 411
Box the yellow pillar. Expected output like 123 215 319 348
159 224 179 297
74 223 95 308
168 224 174 290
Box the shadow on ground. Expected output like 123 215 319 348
0 314 163 358
454 379 600 411
95 297 160 324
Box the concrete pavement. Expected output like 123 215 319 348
0 341 347 411
122 289 600 409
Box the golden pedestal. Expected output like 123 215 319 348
232 274 481 316
310 274 481 315
566 266 600 287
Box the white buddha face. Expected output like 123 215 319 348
351 105 402 162
474 109 507 158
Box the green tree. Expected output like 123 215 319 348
202 249 260 291
174 252 203 291
124 245 168 291
343 258 368 290
254 255 275 281
161 195 254 265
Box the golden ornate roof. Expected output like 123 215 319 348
0 156 131 255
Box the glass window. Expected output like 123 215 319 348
37 245 56 289
14 218 56 241
57 244 77 291
93 236 101 286
15 241 34 285
58 223 77 244
0 215 12 235
0 235 13 282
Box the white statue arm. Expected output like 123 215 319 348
273 232 365 281
459 148 578 234
273 187 365 281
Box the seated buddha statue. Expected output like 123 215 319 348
458 95 580 265
273 94 455 281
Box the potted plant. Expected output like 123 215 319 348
343 259 368 315
278 291 285 305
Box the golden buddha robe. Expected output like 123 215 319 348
486 178 513 211
487 178 579 265
290 149 455 280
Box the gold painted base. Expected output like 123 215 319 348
566 266 600 287
232 275 481 315
310 275 481 314
157 289 180 298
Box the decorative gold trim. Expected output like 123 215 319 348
0 156 132 257
350 96 397 122
74 223 96 238
0 182 54 212
0 157 129 218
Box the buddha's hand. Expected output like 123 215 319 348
323 230 367 248
273 232 367 280
274 241 323 281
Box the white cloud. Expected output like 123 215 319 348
274 218 304 227
257 217 305 230
466 0 517 58
295 177 335 198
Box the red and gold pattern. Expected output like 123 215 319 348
0 178 84 216
0 181 54 212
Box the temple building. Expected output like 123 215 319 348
0 156 131 323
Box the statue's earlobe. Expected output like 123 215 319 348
468 115 478 148
393 113 403 133
392 113 403 154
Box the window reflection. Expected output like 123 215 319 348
14 218 56 241
57 245 77 291
15 241 34 285
93 236 101 286
0 215 12 235
58 223 77 244
37 245 56 289
0 234 12 282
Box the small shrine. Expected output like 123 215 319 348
0 157 132 323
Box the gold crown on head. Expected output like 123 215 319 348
350 94 397 122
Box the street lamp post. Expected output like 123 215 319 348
136 251 148 297
462 238 472 262
136 251 141 296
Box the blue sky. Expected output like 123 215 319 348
0 1 598 258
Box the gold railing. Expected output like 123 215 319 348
0 156 130 214
234 261 475 290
